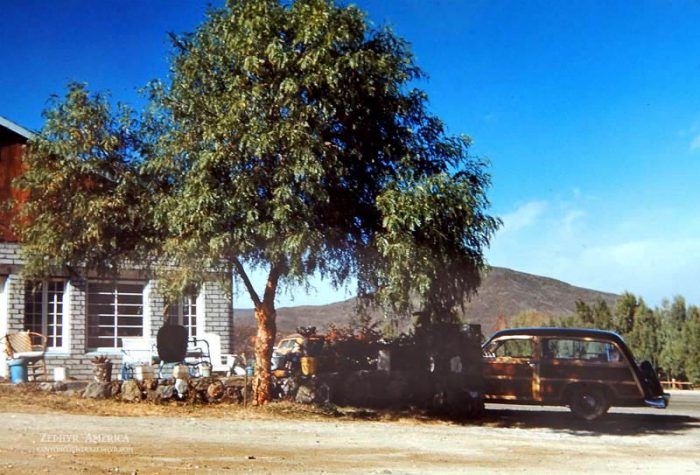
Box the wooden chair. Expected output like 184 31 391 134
4 331 48 381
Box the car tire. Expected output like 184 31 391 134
569 386 609 421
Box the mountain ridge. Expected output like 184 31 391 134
233 266 619 335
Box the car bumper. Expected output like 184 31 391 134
644 393 670 409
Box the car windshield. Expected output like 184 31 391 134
279 340 296 350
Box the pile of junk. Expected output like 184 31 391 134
267 323 485 415
269 326 325 400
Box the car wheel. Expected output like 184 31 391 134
569 387 609 421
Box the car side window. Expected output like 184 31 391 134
485 338 533 359
543 338 620 362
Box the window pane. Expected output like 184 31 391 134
544 339 618 361
24 280 65 348
493 339 533 358
87 281 145 348
168 294 198 338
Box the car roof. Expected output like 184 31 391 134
487 327 625 344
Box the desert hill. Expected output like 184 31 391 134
233 267 619 336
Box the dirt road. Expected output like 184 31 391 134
1 390 699 474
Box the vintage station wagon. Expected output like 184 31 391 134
482 328 670 420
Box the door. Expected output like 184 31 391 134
538 337 642 403
482 336 536 402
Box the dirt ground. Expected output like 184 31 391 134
0 388 699 474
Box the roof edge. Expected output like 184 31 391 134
0 115 37 140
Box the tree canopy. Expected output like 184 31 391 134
148 0 498 308
146 0 499 401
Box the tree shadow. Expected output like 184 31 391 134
477 408 700 436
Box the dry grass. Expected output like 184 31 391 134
0 383 435 424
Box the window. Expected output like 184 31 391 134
87 282 144 349
24 280 65 349
543 339 620 362
167 294 198 338
484 338 533 359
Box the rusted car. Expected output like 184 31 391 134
482 328 669 420
271 333 325 376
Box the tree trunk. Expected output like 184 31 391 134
253 302 276 404
232 258 283 405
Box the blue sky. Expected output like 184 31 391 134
2 1 699 307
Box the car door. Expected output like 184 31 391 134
482 336 536 402
539 337 642 403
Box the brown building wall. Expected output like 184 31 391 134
0 141 27 242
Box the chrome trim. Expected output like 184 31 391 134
644 393 670 409
539 377 637 386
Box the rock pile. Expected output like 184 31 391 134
75 376 251 404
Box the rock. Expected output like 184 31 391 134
223 386 243 403
280 377 298 400
207 381 225 401
157 385 176 401
121 380 143 403
316 383 331 404
174 379 188 398
295 384 315 404
145 389 160 403
52 381 68 392
192 378 211 392
39 382 54 392
82 382 112 399
110 381 122 398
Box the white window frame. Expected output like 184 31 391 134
24 279 67 351
87 280 145 351
168 293 199 339
0 276 8 378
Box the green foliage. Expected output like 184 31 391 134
148 0 500 316
658 296 689 379
614 292 638 334
510 310 552 328
684 307 700 383
15 83 159 277
550 298 614 330
627 299 660 367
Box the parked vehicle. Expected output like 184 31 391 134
482 327 669 420
271 333 325 376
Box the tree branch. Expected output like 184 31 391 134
263 261 285 307
233 257 261 308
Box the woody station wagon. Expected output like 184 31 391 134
482 328 670 420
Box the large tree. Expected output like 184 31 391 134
148 0 500 403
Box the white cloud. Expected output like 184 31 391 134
561 210 585 233
499 200 548 234
690 134 700 152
